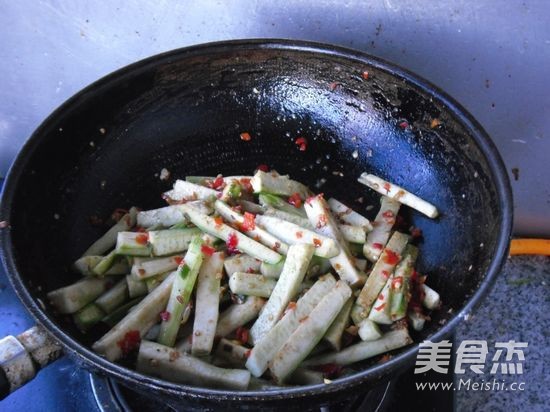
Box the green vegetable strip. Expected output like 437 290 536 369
338 224 366 244
145 271 172 292
252 170 311 199
137 340 251 391
245 274 336 377
354 231 409 322
254 215 340 258
367 275 393 325
158 236 204 347
304 328 412 367
363 197 401 262
223 254 262 276
82 207 138 256
137 202 212 229
323 297 353 351
249 244 315 344
148 228 201 256
390 245 418 320
304 195 365 287
259 193 307 217
100 297 143 328
180 204 283 264
47 277 113 314
238 199 266 214
357 319 383 341
95 279 129 314
164 179 218 202
92 272 176 361
269 280 352 383
73 303 106 332
92 250 118 275
260 259 285 279
215 200 290 254
126 275 148 298
263 207 313 228
327 198 374 231
191 252 224 356
115 232 152 256
131 255 182 280
228 272 277 298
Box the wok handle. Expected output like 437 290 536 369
0 326 63 400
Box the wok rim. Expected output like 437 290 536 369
0 38 513 402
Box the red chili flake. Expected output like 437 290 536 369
214 216 224 227
138 268 146 277
227 232 239 254
295 231 303 239
313 238 322 248
176 295 184 304
398 121 409 129
240 132 252 141
256 164 269 172
242 212 256 231
116 330 141 357
295 137 308 151
362 71 369 80
372 242 383 250
245 349 252 359
382 210 394 218
381 270 390 279
240 178 253 192
201 245 216 256
288 192 303 208
383 182 391 194
173 256 184 265
246 267 256 274
384 250 400 265
374 302 386 312
378 293 385 301
430 118 441 129
235 326 249 345
410 227 423 239
160 311 171 322
315 363 343 379
329 82 339 91
287 301 297 311
232 205 243 213
135 233 149 245
211 175 225 190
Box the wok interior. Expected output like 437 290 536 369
9 45 501 374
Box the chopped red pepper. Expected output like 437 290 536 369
384 250 400 265
201 245 216 256
288 192 303 208
116 330 141 357
245 267 256 274
313 238 322 248
383 182 391 194
362 71 369 80
241 212 256 231
214 216 224 227
135 233 149 245
295 231 303 239
372 242 383 250
374 302 386 311
240 132 252 141
295 137 308 151
378 293 385 301
392 276 403 289
316 214 328 228
256 164 269 172
160 311 171 322
211 175 225 190
398 121 409 129
235 326 249 345
287 301 297 311
381 270 390 279
227 232 239 254
240 178 252 192
173 256 184 265
329 82 339 91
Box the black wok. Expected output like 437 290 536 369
0 39 512 409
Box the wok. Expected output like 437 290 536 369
0 39 512 409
